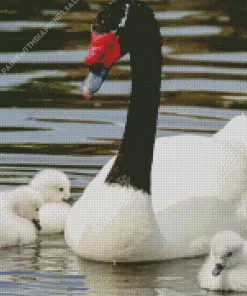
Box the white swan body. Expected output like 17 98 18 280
91 117 247 212
199 231 247 292
88 116 247 256
66 132 247 260
39 202 71 234
0 186 41 248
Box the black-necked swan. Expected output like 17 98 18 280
199 231 247 292
65 0 247 262
0 186 42 248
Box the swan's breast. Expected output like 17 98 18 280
65 182 164 262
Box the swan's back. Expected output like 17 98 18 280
213 115 247 149
152 134 247 212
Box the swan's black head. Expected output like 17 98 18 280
82 0 158 97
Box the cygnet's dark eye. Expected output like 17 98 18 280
36 208 39 212
226 252 233 257
59 187 64 192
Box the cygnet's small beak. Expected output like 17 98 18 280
63 197 73 205
32 219 42 231
212 263 225 277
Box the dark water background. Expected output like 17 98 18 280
0 0 247 294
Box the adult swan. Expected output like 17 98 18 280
65 0 247 262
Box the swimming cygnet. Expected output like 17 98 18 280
0 186 42 248
29 169 72 233
199 230 247 292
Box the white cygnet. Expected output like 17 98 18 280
0 186 42 248
0 169 71 235
29 169 71 203
199 230 247 292
39 202 71 234
29 169 72 233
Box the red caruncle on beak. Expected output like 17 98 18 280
84 32 121 69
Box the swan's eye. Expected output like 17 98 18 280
59 188 64 192
36 208 39 212
226 252 233 257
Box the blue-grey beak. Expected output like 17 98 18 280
81 65 108 98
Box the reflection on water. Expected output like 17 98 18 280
0 21 67 31
0 236 86 295
0 0 247 295
0 71 66 90
0 234 206 296
170 52 247 64
0 235 205 296
0 107 231 146
155 11 201 21
120 64 247 77
77 257 205 296
0 238 243 296
0 50 88 64
160 26 222 37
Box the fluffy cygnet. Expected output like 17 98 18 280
0 186 42 248
29 169 72 233
199 231 247 292
39 202 71 234
29 169 71 203
0 169 71 235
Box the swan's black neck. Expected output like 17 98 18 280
105 2 162 194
